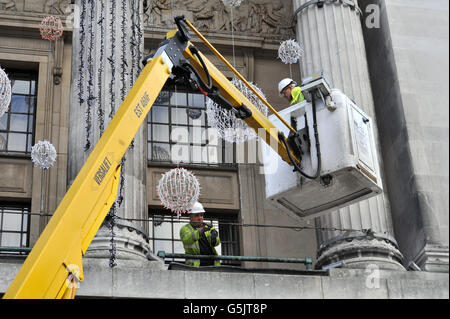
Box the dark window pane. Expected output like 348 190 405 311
1 233 21 247
0 133 6 151
28 115 34 132
170 92 187 106
155 91 171 105
2 211 22 231
0 114 7 130
27 134 33 153
154 240 173 257
171 108 188 125
191 145 204 163
22 213 28 230
7 133 27 152
28 96 36 114
151 143 171 162
152 106 169 123
152 124 170 142
30 80 36 95
10 96 28 113
207 146 219 164
153 221 172 239
10 114 28 132
188 93 205 108
188 112 206 127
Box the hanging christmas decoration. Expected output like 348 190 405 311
106 204 118 268
206 78 268 143
157 168 201 216
0 67 11 118
40 15 64 42
221 0 243 7
278 39 304 65
31 140 57 170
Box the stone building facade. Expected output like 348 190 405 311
0 0 448 298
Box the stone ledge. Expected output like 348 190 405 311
1 260 447 299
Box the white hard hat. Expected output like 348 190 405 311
188 201 205 214
278 78 296 96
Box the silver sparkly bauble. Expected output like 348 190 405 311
278 39 304 64
221 0 243 7
31 140 57 170
157 168 201 215
206 78 268 143
0 67 11 118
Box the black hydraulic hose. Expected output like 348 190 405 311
184 46 213 93
280 89 322 180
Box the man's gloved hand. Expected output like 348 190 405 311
210 229 218 241
198 224 211 235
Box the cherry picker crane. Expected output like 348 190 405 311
2 16 303 299
4 15 383 298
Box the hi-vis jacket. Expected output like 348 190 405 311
291 86 305 104
180 223 221 267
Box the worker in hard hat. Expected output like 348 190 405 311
278 78 305 104
179 202 221 267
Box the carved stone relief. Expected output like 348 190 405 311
144 0 293 38
0 0 17 11
43 0 71 14
2 0 293 39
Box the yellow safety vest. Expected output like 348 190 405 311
179 223 221 267
291 86 305 104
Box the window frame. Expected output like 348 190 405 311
148 209 241 266
147 87 237 169
0 68 38 157
0 203 31 255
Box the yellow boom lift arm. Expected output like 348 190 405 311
3 16 301 299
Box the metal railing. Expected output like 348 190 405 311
0 246 32 254
157 251 313 270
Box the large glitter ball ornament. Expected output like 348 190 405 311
206 78 268 143
278 39 304 64
40 15 64 42
0 67 11 118
221 0 243 7
157 168 201 215
31 140 57 170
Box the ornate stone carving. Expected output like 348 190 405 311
144 0 291 38
44 0 71 14
53 66 63 85
0 0 16 11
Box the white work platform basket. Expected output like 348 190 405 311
261 89 383 220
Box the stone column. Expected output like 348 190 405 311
293 0 404 270
68 0 150 263
359 0 449 273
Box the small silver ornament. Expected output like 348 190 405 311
278 39 304 64
0 67 11 118
31 140 57 170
